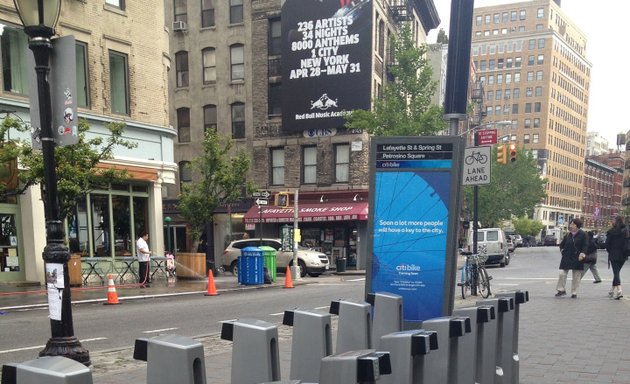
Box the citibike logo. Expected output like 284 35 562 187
396 264 422 276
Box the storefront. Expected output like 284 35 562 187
243 201 369 269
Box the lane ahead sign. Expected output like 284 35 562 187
462 146 491 185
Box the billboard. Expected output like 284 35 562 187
281 0 372 132
366 137 464 327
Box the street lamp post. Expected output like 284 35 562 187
165 216 172 253
13 0 89 365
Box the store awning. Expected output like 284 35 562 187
243 202 369 224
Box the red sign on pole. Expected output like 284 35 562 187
477 129 497 145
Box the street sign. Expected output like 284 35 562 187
477 129 497 145
252 190 271 198
463 146 491 185
255 198 268 206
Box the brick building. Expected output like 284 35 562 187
165 0 440 269
0 0 176 283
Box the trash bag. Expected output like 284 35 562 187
263 267 272 284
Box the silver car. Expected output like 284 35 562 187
222 238 329 277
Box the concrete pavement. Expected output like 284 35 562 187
3 264 630 383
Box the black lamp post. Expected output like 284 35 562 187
164 216 172 253
13 0 90 365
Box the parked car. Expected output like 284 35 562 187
506 237 515 253
222 238 329 277
543 235 558 246
467 228 510 267
595 234 607 249
511 234 523 247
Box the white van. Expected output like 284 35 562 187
467 228 509 267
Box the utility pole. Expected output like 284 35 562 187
291 189 300 280
470 80 485 296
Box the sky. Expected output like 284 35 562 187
428 0 629 149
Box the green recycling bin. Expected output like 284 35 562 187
259 245 277 282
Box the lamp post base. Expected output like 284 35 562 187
39 336 91 366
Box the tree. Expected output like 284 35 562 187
436 28 449 44
463 146 547 227
0 116 136 219
345 24 446 136
178 129 251 257
512 216 545 238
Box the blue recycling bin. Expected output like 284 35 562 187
238 247 264 285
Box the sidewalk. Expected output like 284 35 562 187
0 269 365 310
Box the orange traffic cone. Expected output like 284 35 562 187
104 274 119 305
205 269 218 296
284 266 294 289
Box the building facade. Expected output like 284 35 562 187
471 0 591 233
165 0 439 269
0 1 176 283
582 158 622 232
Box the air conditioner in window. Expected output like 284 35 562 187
173 20 187 32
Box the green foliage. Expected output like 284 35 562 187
345 24 446 136
178 129 252 242
512 216 545 237
463 145 547 227
0 116 136 219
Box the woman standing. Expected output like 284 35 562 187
555 218 589 298
605 216 628 300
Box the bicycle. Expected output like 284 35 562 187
458 248 491 299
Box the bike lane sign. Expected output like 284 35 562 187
462 146 491 185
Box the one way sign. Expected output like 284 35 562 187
462 146 491 186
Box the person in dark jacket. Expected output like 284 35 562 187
605 216 628 299
581 231 602 283
555 218 589 298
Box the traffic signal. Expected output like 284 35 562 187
496 144 507 164
275 192 291 207
509 143 517 162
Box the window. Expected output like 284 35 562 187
230 0 243 24
504 89 511 99
525 103 532 113
537 54 544 65
535 86 542 97
493 13 499 23
378 20 385 58
528 39 535 50
476 16 482 26
179 161 192 182
515 57 521 67
502 12 508 22
537 38 545 49
534 102 541 112
513 88 520 98
203 104 217 132
519 10 526 20
514 73 521 83
202 48 216 84
537 8 544 18
271 148 285 185
534 118 541 128
524 134 530 144
76 42 90 107
527 72 534 82
489 59 495 70
109 50 129 115
497 74 503 84
506 73 512 84
201 0 214 28
303 146 317 184
512 104 519 113
335 144 350 183
498 59 504 69
231 102 245 139
510 11 517 21
106 0 124 9
506 58 513 68
484 15 491 24
495 90 502 100
268 83 281 116
175 51 189 87
174 0 187 23
528 55 534 65
524 118 531 128
526 87 533 97
269 18 282 55
177 107 190 142
486 91 493 100
536 71 543 81
230 44 244 81
1 27 29 94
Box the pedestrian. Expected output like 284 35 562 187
580 231 602 283
605 216 628 300
555 218 589 298
136 232 151 287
